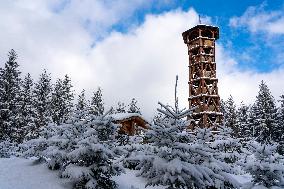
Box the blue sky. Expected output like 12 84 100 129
0 0 284 117
99 0 284 73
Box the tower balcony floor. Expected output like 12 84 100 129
186 36 216 44
189 77 218 81
188 94 219 99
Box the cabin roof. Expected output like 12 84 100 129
108 113 149 123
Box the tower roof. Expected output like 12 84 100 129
182 24 219 42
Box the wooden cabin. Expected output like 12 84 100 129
110 113 149 136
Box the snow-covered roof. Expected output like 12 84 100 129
108 113 147 122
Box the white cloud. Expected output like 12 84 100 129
229 5 284 35
0 1 283 119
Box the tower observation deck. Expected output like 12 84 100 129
182 25 222 129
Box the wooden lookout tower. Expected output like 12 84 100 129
182 25 222 129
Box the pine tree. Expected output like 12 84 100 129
62 111 123 189
131 75 238 188
127 98 141 114
0 49 22 142
76 89 87 111
25 109 123 189
50 75 74 124
277 95 284 154
134 102 238 189
18 74 35 142
25 108 89 170
242 141 284 188
50 79 63 124
253 81 278 143
237 102 250 139
61 75 74 121
220 99 226 125
224 95 238 137
212 126 242 165
33 70 52 138
90 87 104 116
115 102 126 114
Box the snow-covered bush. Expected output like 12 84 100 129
61 114 123 189
242 141 284 188
24 109 123 189
23 109 88 168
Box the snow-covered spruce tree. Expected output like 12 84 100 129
242 141 284 188
61 110 123 189
61 75 74 120
122 136 153 170
127 98 141 114
132 76 239 188
253 81 278 143
24 106 89 169
224 95 238 138
212 125 242 165
90 87 104 116
277 95 284 154
76 89 87 111
50 78 63 124
115 101 126 114
18 73 36 142
220 99 226 124
135 102 238 189
32 70 52 138
0 49 22 143
50 75 74 125
247 104 258 139
237 102 250 140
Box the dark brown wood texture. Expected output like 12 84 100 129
114 116 148 136
182 25 223 129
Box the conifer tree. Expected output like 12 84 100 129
277 95 284 154
33 70 52 138
220 99 226 125
18 74 35 142
50 79 63 124
237 102 250 139
27 107 123 189
212 126 241 165
90 87 104 116
131 77 238 188
127 98 141 114
135 102 238 189
242 141 284 188
115 102 126 113
76 89 87 111
0 49 21 142
224 95 238 137
51 75 74 124
253 81 278 143
67 115 122 189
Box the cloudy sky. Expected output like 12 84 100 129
0 0 284 118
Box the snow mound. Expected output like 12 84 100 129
0 157 72 189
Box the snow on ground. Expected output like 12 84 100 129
0 157 261 189
0 157 72 189
0 157 163 189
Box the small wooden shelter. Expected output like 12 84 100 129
110 113 149 136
